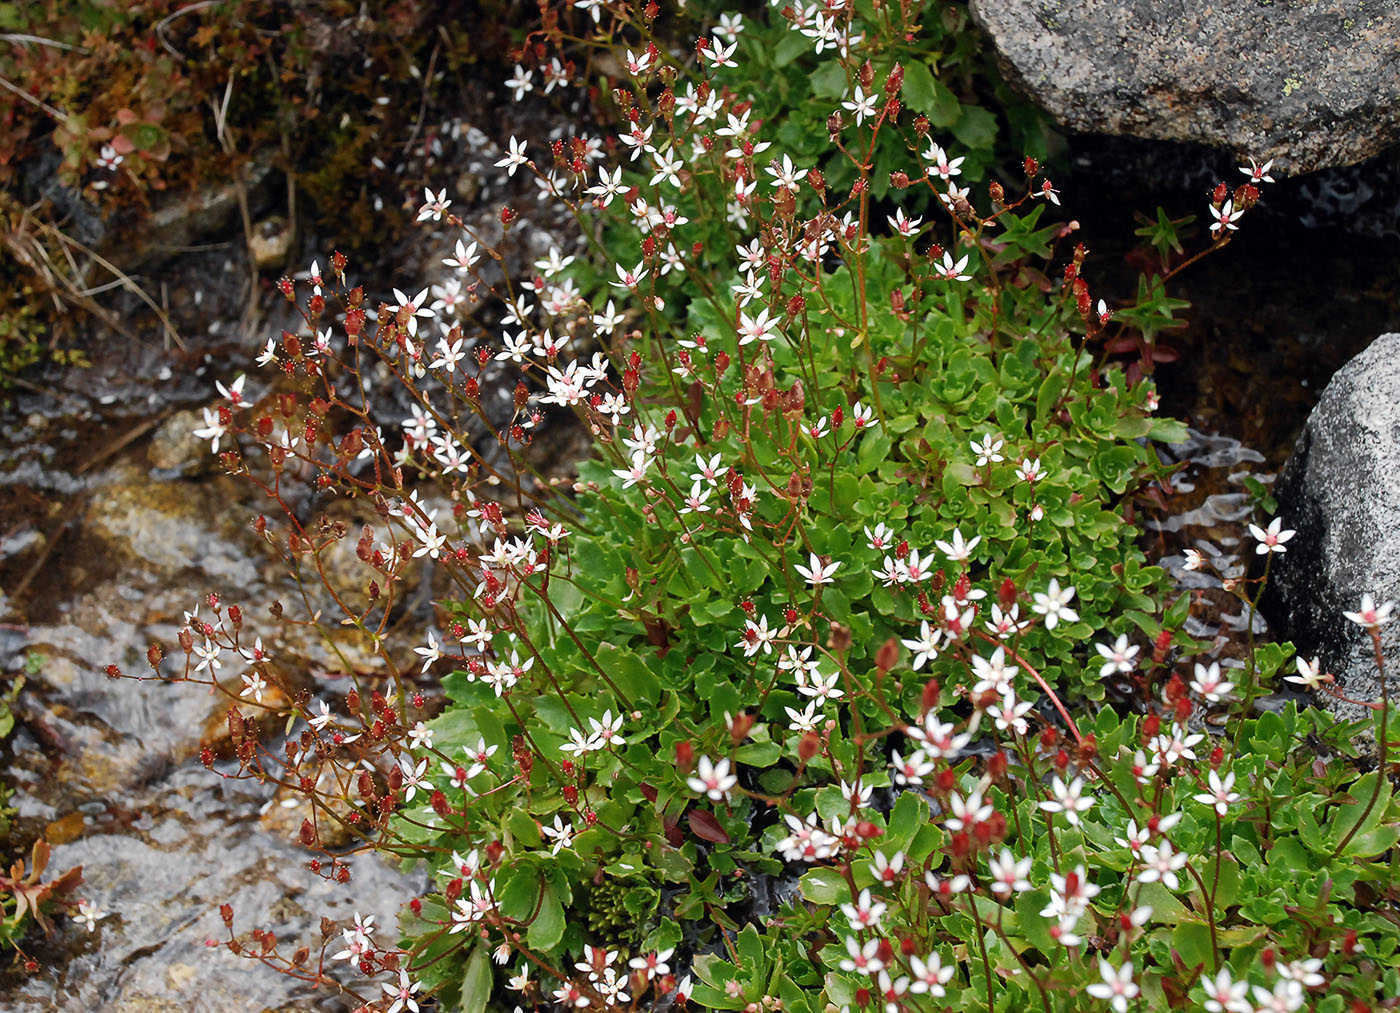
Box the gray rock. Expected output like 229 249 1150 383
969 0 1400 175
1265 332 1400 719
148 408 220 476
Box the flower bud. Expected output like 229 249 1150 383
875 637 900 673
1024 155 1039 177
884 62 903 95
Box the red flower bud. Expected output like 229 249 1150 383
675 740 694 772
920 678 941 715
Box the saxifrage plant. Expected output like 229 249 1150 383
98 2 1400 1012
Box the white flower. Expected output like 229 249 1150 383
765 154 808 190
73 899 106 932
1039 775 1095 825
1137 841 1188 890
841 85 878 125
1190 660 1235 703
540 815 575 855
1210 199 1243 236
495 136 530 177
909 952 954 996
1248 516 1295 554
1200 967 1251 1013
416 187 450 222
1095 634 1139 676
1344 593 1395 630
1032 579 1078 630
971 434 1004 466
1240 157 1276 184
839 888 886 930
412 631 443 673
988 849 1031 894
900 621 942 670
1286 655 1330 690
192 406 229 454
934 527 980 564
1193 769 1241 816
794 552 840 587
686 756 737 802
1085 959 1139 1013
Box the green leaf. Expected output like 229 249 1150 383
737 923 767 979
1171 920 1214 973
496 864 541 921
773 31 810 68
1035 369 1064 422
798 867 846 905
885 791 927 852
1148 416 1190 444
810 60 848 100
735 740 783 765
1340 823 1400 859
596 643 662 708
951 104 998 150
461 945 491 1013
528 881 566 950
1329 773 1396 852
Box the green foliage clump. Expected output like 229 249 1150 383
125 2 1400 1012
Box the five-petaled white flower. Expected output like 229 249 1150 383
1032 579 1078 630
766 154 808 190
935 527 981 564
1286 655 1330 690
416 187 450 222
1210 199 1243 236
1086 959 1140 1013
1344 593 1395 631
1039 775 1095 825
686 756 737 802
935 251 971 281
1193 769 1241 816
1248 516 1295 554
841 85 878 125
795 552 840 587
1095 634 1139 676
1239 157 1276 184
495 135 530 177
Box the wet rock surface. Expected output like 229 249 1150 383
970 0 1400 174
0 69 593 1009
1263 333 1400 720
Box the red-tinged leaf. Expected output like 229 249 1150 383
1149 345 1179 363
639 783 659 805
687 808 730 844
